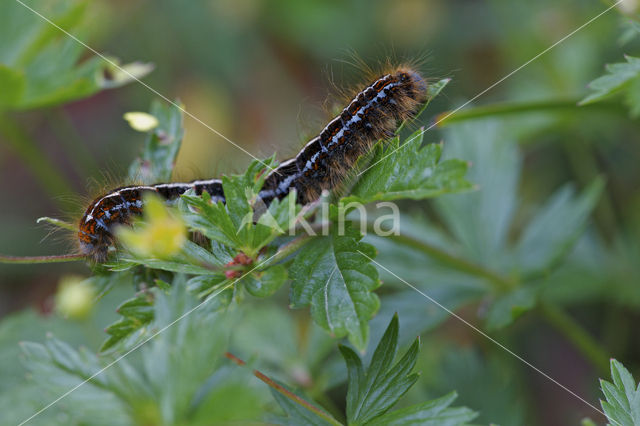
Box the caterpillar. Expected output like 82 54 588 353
78 67 428 262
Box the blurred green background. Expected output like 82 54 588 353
1 0 640 425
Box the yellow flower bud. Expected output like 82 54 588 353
55 275 95 320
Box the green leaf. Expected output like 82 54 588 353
625 76 640 117
435 120 520 267
290 223 380 350
367 392 477 426
0 282 135 405
619 19 640 45
424 120 603 328
100 320 140 353
579 54 640 117
485 285 537 330
100 292 155 352
190 370 267 424
580 55 640 113
0 65 25 107
0 1 152 111
220 156 276 232
181 158 299 257
182 238 229 266
23 281 236 425
268 314 474 426
268 381 336 426
599 359 640 426
339 315 475 425
340 315 415 424
243 264 288 297
128 100 185 183
230 304 335 386
186 274 230 299
19 338 133 425
112 256 221 276
143 280 234 422
342 132 472 205
100 272 235 352
426 78 451 100
181 190 243 249
368 285 482 349
89 270 131 301
116 294 154 323
514 178 604 276
429 346 528 424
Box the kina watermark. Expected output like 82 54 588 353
240 188 401 237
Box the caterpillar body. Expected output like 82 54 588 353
78 67 428 262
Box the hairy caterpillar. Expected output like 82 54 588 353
79 67 428 262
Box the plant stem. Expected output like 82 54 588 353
0 113 74 210
540 303 610 375
434 99 627 127
0 253 85 264
366 224 516 292
224 352 343 426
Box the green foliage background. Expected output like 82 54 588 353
1 0 640 425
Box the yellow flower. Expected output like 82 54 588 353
123 111 159 132
55 275 95 320
117 194 187 259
